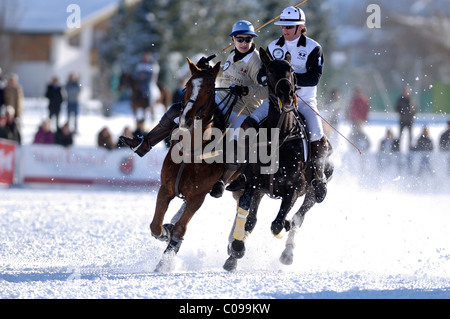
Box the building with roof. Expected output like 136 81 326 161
3 0 140 99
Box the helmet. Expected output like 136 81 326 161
274 6 306 26
229 20 258 37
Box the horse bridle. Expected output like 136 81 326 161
182 71 217 129
266 62 296 113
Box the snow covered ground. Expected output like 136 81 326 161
1 99 449 299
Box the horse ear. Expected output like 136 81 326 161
285 52 291 64
187 57 200 74
259 46 272 66
210 61 221 79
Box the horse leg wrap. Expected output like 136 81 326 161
152 224 173 243
233 207 249 241
164 236 184 254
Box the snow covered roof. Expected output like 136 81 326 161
7 0 139 34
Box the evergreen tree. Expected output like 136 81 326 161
98 0 333 89
99 0 134 69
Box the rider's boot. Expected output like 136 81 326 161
310 136 330 203
119 103 181 157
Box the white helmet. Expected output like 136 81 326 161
274 6 306 26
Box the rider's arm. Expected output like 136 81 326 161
294 45 323 87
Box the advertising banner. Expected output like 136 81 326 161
20 145 166 187
0 139 16 186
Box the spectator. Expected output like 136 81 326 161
379 128 399 154
439 120 450 152
0 112 7 139
172 78 186 104
3 74 24 121
1 105 21 145
117 126 133 149
54 122 73 147
0 67 6 108
65 73 81 133
135 52 160 108
45 76 63 129
323 88 342 140
33 119 55 144
411 126 433 176
395 85 417 150
438 120 450 175
347 87 369 130
350 123 371 152
377 128 399 171
97 126 115 150
133 119 146 138
413 126 433 152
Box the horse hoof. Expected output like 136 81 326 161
280 250 294 265
223 256 238 272
229 240 245 259
271 222 285 238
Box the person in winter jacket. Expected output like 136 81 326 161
65 73 81 133
412 126 434 176
97 126 115 150
54 122 73 147
347 87 370 129
396 85 417 150
1 105 21 144
45 77 63 129
439 120 450 175
3 74 24 121
33 119 54 144
119 20 268 198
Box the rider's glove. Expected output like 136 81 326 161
196 57 212 70
257 66 267 86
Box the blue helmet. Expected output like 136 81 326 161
229 20 258 37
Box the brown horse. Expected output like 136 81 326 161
118 72 171 121
150 58 225 271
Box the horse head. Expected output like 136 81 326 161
179 58 221 131
259 47 296 113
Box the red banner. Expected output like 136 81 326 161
0 139 16 186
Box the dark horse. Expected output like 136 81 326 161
150 58 226 271
223 47 333 271
118 71 171 121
